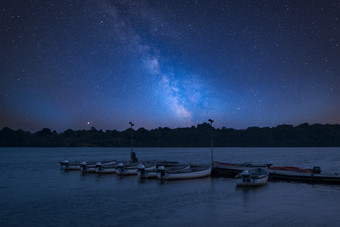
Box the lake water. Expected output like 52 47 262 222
1 147 340 227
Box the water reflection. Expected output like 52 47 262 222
2 147 340 227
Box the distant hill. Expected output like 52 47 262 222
1 123 340 147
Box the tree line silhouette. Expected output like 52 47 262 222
1 123 340 147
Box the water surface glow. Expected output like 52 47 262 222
1 147 340 226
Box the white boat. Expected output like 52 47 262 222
115 162 139 175
116 162 156 176
80 161 96 173
79 161 116 173
136 164 150 178
156 164 211 180
137 163 190 179
235 168 268 187
60 160 81 171
61 160 116 171
95 161 118 174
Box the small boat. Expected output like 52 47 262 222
235 168 268 187
80 162 97 173
79 161 117 174
268 166 340 184
137 163 190 179
60 160 116 172
211 161 272 177
156 164 211 180
60 160 82 171
116 162 156 176
95 162 118 174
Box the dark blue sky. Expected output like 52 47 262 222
1 0 339 132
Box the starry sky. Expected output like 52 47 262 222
1 0 339 132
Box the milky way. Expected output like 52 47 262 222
1 0 339 132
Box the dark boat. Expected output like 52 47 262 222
211 161 272 177
268 166 340 184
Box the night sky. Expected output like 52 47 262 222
1 0 339 132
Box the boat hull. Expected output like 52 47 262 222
64 165 81 171
137 170 156 179
61 160 116 171
96 167 116 174
116 167 138 175
117 163 156 176
236 175 268 187
212 162 269 177
235 168 269 187
81 165 97 173
138 164 190 179
268 170 340 184
81 161 117 174
157 166 211 180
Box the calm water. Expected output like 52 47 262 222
1 147 340 227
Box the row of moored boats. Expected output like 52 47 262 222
212 161 340 185
60 160 211 181
60 159 340 185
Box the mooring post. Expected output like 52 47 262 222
208 119 214 166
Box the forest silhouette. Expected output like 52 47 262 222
1 123 339 147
